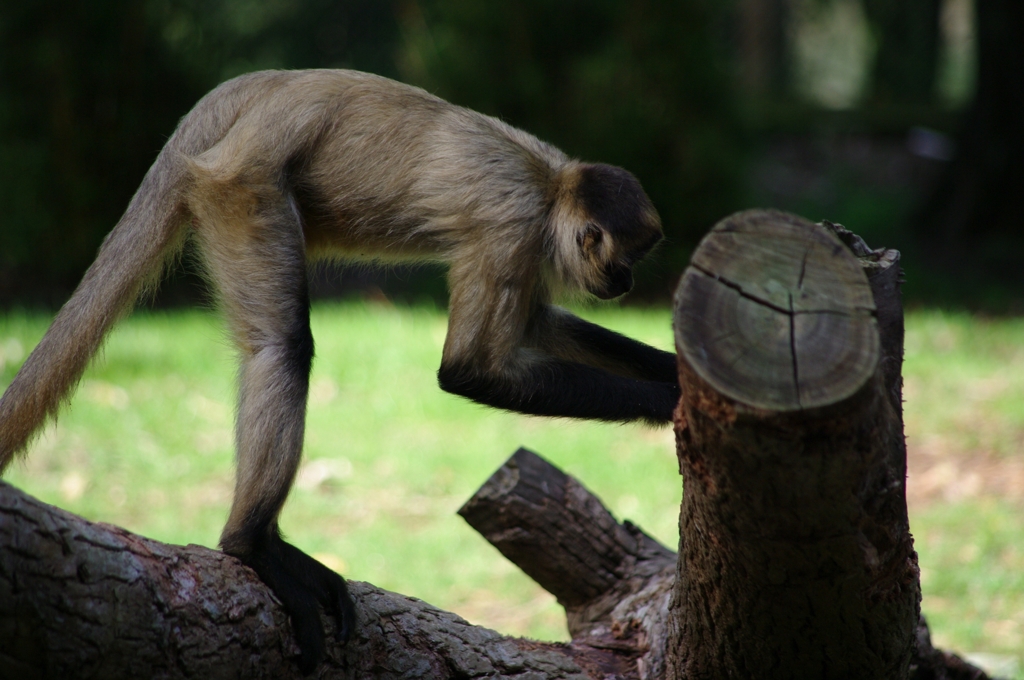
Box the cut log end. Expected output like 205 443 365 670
674 209 880 411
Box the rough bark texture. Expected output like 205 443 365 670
0 480 593 680
912 618 996 680
460 447 676 680
823 220 906 422
668 210 921 679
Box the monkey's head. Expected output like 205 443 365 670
552 163 663 300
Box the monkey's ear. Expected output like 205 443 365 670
577 222 603 255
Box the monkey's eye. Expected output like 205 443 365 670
578 223 603 252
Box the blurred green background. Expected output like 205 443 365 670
2 1 1024 677
2 0 1022 308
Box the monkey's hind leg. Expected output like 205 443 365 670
194 187 355 674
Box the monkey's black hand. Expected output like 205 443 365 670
240 531 356 675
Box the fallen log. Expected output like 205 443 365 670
0 479 603 680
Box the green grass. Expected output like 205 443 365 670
904 310 1024 461
1 303 1022 676
915 498 1024 676
902 310 1024 677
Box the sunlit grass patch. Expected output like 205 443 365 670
904 310 1024 464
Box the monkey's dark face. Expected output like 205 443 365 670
596 262 635 299
583 230 662 299
573 164 662 299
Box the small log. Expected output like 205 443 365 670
460 447 676 679
669 209 920 678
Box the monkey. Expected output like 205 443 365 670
0 69 679 673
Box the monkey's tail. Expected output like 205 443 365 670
0 147 192 470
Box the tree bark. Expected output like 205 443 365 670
669 209 920 678
0 479 600 680
459 446 677 680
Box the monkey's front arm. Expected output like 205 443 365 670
540 307 679 384
437 307 680 425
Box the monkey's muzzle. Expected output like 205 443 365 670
594 264 634 299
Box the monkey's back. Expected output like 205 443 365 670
179 69 569 268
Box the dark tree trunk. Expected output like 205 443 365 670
915 0 1024 264
863 0 942 105
668 210 921 678
736 0 791 98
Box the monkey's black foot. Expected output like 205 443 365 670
234 532 356 675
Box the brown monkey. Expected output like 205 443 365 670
0 69 678 672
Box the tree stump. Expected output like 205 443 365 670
669 209 920 678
